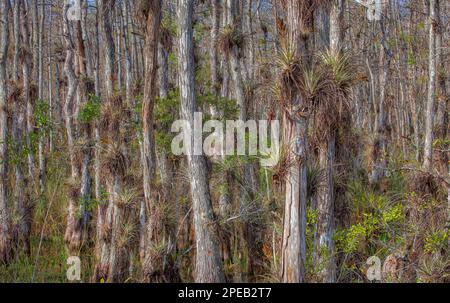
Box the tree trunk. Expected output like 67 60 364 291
280 0 311 283
26 1 36 182
209 0 220 117
140 0 178 283
0 0 11 264
314 0 344 283
177 0 226 283
226 0 259 279
12 0 31 257
62 2 81 253
37 0 46 194
64 1 93 254
94 0 127 282
369 8 391 184
423 0 437 172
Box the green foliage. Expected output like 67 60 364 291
407 50 417 66
424 230 449 254
162 11 177 37
7 135 28 166
193 22 207 43
433 137 450 148
35 99 52 136
79 94 101 124
337 176 406 255
155 89 180 153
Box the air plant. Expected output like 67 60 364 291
100 143 128 180
218 24 244 56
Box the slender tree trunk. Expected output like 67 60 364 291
38 0 46 194
210 0 220 116
177 0 226 283
122 0 133 108
13 0 20 83
98 1 115 268
0 0 11 264
48 5 54 153
62 2 81 253
434 0 447 177
423 0 437 172
93 0 103 264
65 1 93 254
12 0 31 257
369 8 391 184
26 1 36 182
314 0 344 283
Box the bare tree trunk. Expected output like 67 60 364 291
37 0 46 194
48 5 54 153
177 0 225 283
26 1 36 182
315 134 336 281
62 2 81 254
12 0 31 257
435 0 447 175
369 8 391 184
122 0 133 108
93 0 103 264
100 0 116 97
65 0 93 254
94 0 115 281
210 0 220 116
0 0 11 264
423 0 437 172
13 0 20 83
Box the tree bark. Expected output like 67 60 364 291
369 7 391 184
64 0 93 254
423 0 437 172
37 0 46 194
0 0 11 264
177 0 226 283
314 0 344 283
140 0 178 283
62 2 81 254
12 0 31 257
280 0 310 283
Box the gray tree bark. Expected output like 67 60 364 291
37 0 46 194
177 0 226 283
62 2 81 254
12 0 31 256
280 0 311 283
423 0 437 172
0 0 11 264
369 6 391 184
